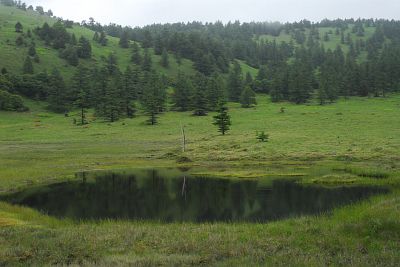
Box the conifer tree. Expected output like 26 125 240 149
192 73 208 116
213 102 231 135
122 66 140 117
93 32 99 42
103 74 124 122
141 71 166 125
207 73 225 110
160 48 169 68
99 31 108 46
228 61 243 102
77 36 92 58
142 49 152 72
47 69 68 113
70 33 77 45
173 72 193 111
240 86 257 108
72 65 91 124
106 53 119 75
22 56 34 74
131 43 142 65
119 30 130 48
28 44 36 56
15 21 23 33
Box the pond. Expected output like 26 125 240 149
1 169 387 223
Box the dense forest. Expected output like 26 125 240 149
1 0 400 123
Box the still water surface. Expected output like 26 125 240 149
1 169 386 222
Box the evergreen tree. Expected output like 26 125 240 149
103 74 124 122
106 53 119 75
131 43 142 65
72 66 91 125
47 69 68 112
173 72 193 111
192 72 208 116
77 36 92 58
15 21 23 33
28 43 37 56
207 73 225 110
22 56 34 74
213 102 231 135
142 49 152 72
288 58 313 104
240 86 257 108
70 33 77 45
141 71 166 125
122 66 140 117
93 32 99 42
98 31 108 46
160 48 169 68
119 30 130 48
228 61 243 102
61 45 79 66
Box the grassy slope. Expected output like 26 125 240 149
0 5 195 80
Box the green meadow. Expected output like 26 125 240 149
0 95 399 265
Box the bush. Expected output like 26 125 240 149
256 131 269 142
0 90 29 112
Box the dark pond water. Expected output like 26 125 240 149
1 170 387 223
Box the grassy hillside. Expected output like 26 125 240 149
0 5 195 80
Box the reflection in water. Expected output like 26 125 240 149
1 170 387 222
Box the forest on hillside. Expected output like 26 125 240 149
1 0 400 123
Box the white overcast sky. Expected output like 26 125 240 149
24 0 400 27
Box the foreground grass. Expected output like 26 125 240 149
0 191 399 266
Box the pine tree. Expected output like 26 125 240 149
160 48 169 68
72 65 91 125
47 69 68 113
22 56 34 74
28 44 36 56
61 45 79 66
228 61 243 102
15 21 23 33
131 43 142 65
141 71 166 125
207 73 225 110
173 72 193 111
77 36 92 58
99 31 108 46
240 86 257 108
106 53 119 75
122 66 140 117
93 32 99 42
103 74 124 122
213 102 231 135
192 73 208 116
142 49 152 72
119 30 130 48
70 33 77 45
288 52 314 104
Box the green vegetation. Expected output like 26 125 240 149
0 3 400 266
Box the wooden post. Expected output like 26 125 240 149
181 123 186 152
